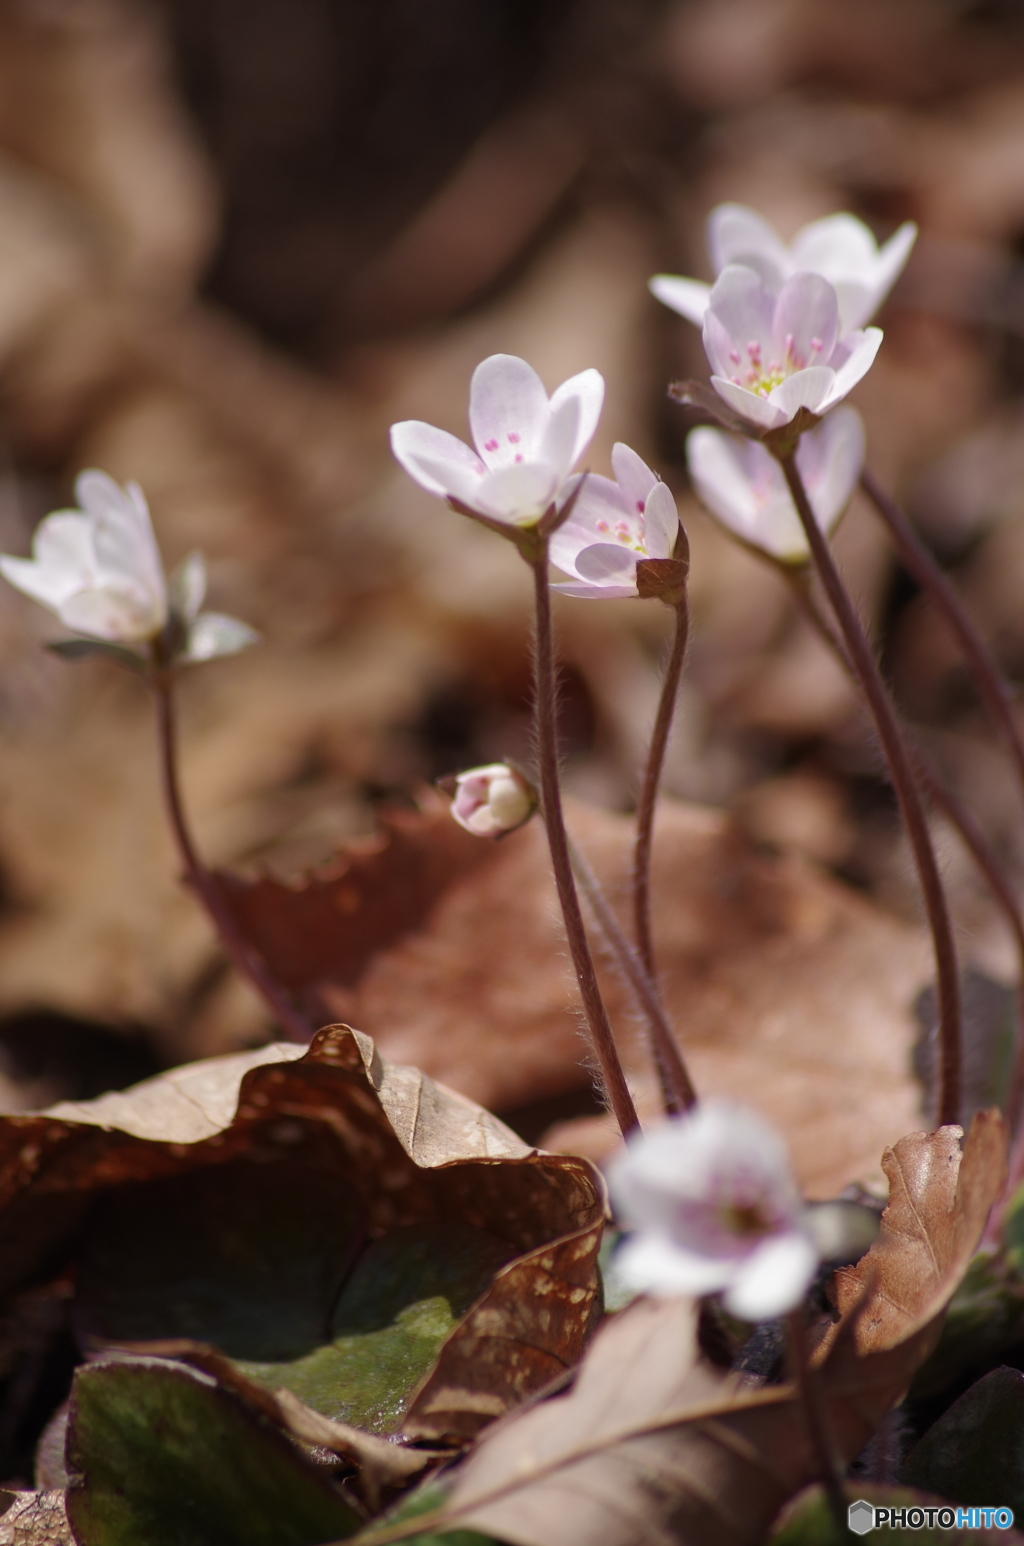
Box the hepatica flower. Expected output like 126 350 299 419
608 1099 818 1320
0 469 258 664
390 353 604 528
687 406 865 564
702 265 881 434
550 443 681 599
651 203 916 335
450 763 535 836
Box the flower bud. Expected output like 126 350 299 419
451 763 535 837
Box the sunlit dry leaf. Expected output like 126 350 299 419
0 1490 71 1546
373 1115 1006 1546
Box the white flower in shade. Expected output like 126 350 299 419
607 1099 818 1321
701 265 882 434
687 406 865 564
390 353 604 528
0 470 258 663
549 443 682 599
651 204 916 336
451 763 534 837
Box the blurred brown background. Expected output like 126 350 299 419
0 0 1022 1130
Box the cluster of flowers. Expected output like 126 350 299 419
0 203 915 1324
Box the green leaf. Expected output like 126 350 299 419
903 1366 1024 1517
66 1357 362 1546
910 1251 1024 1399
239 1221 515 1431
364 1480 500 1546
45 638 150 676
771 1483 1021 1543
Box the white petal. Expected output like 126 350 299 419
767 365 836 419
473 462 560 523
831 281 875 336
610 443 657 512
390 421 484 498
169 551 207 622
642 481 680 559
771 273 838 371
185 612 260 661
74 468 132 524
0 553 79 610
550 367 604 467
867 222 917 312
817 328 883 410
705 265 776 367
33 511 96 579
549 476 628 575
790 212 878 280
574 543 638 584
539 394 581 484
613 1232 733 1298
469 354 550 468
648 275 712 325
687 429 762 536
551 580 639 600
723 1230 818 1320
799 406 865 532
710 376 786 430
708 204 791 288
59 583 162 642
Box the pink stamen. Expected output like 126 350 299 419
596 519 610 533
507 431 521 444
484 438 499 452
514 453 523 463
747 341 761 359
810 337 823 353
636 499 645 514
729 349 741 365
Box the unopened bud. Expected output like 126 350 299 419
451 763 535 837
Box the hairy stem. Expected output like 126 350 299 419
567 830 696 1114
786 1308 849 1536
861 468 1024 793
530 553 640 1137
781 455 962 1126
633 599 688 978
153 671 313 1043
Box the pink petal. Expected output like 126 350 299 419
686 429 761 538
797 407 865 531
550 367 605 466
469 354 549 469
705 265 775 366
390 420 483 497
549 476 627 574
817 327 883 411
610 443 657 512
574 542 638 584
642 481 680 560
771 273 838 371
540 394 581 485
766 365 835 419
710 376 787 430
707 204 790 288
551 580 639 600
648 275 711 324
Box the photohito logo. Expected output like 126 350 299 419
848 1499 1015 1533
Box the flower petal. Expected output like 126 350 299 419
473 462 560 523
550 367 605 466
574 543 638 584
790 212 878 281
185 612 260 661
642 481 680 560
705 265 776 371
766 365 835 420
798 406 865 532
610 443 657 513
60 583 161 642
772 273 838 372
710 376 787 430
707 204 790 289
686 429 762 537
469 354 550 468
551 580 639 600
168 551 207 623
539 394 581 486
723 1230 818 1320
549 476 627 574
648 275 712 324
613 1232 733 1298
817 327 883 410
390 421 484 497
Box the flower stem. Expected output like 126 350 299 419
780 454 962 1126
566 830 696 1114
153 669 313 1044
785 1308 849 1537
530 551 640 1138
633 599 688 979
861 468 1024 794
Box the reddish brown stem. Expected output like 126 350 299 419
786 1309 849 1536
567 831 696 1114
530 553 640 1137
633 599 688 979
781 454 962 1126
153 671 313 1043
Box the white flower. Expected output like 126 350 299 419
651 204 916 336
451 763 534 836
701 265 881 433
0 470 258 662
549 443 681 599
687 407 865 564
390 353 604 528
607 1099 818 1321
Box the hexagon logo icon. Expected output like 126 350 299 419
848 1499 875 1535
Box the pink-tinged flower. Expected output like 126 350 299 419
607 1099 818 1320
549 444 682 599
0 470 258 662
701 265 881 433
687 407 865 564
390 354 604 528
451 763 535 837
651 204 916 335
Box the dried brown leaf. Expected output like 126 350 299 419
0 1491 71 1546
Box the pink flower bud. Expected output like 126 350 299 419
451 764 535 837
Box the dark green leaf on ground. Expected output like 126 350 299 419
902 1365 1024 1517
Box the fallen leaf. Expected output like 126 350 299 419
0 1490 72 1546
357 1114 1006 1546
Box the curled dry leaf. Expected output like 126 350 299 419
365 1114 1007 1546
216 795 929 1198
0 1026 605 1448
0 1490 71 1546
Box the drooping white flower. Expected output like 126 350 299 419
0 470 258 663
451 763 535 836
701 265 881 434
651 204 916 336
390 353 604 528
607 1099 818 1321
687 406 865 564
549 443 682 600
